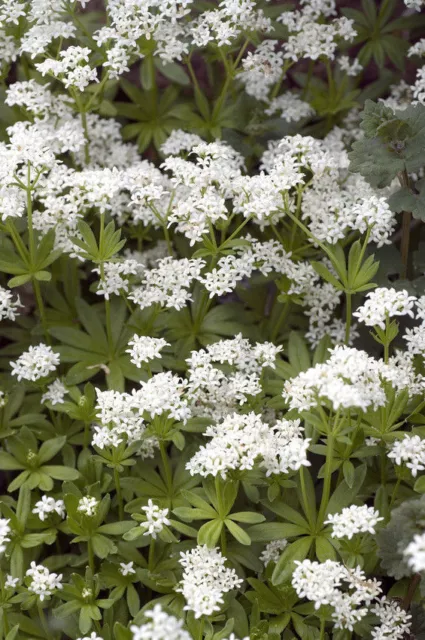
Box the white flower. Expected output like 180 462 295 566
265 93 315 122
41 379 67 405
36 46 97 92
77 634 103 640
130 604 191 640
338 55 362 76
77 496 99 517
140 500 170 539
0 518 11 554
10 344 60 382
126 335 169 367
129 257 205 311
325 505 383 539
404 532 425 573
32 496 65 521
177 545 243 618
119 561 135 576
239 40 285 101
404 0 424 10
5 575 19 589
371 597 412 639
260 539 288 566
388 434 425 477
26 562 63 601
292 560 381 630
353 288 416 330
0 286 21 321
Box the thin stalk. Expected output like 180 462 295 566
318 432 334 525
389 477 402 507
319 618 326 640
384 315 390 364
271 301 290 342
345 292 352 345
219 214 253 249
98 213 113 355
148 538 155 572
299 467 314 530
159 442 173 496
87 538 95 574
400 210 411 280
114 467 124 521
26 164 49 341
37 601 53 640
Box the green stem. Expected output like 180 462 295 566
80 109 90 165
318 431 335 525
319 617 326 640
219 214 252 250
299 467 314 530
148 538 155 572
159 442 173 496
345 292 352 345
389 477 402 507
114 467 124 521
37 601 53 640
271 301 290 342
87 538 95 575
384 315 390 364
98 213 113 356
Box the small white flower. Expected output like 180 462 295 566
130 604 191 640
404 532 425 573
325 505 383 539
10 344 60 382
119 561 135 576
388 435 425 477
5 575 19 589
126 335 169 368
0 518 11 554
32 496 65 521
41 379 67 405
26 562 63 601
353 288 416 330
77 496 99 517
177 545 243 618
140 500 170 539
260 539 288 566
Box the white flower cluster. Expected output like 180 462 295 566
126 335 169 368
186 334 282 419
388 434 425 477
26 562 63 601
129 257 205 310
283 345 422 413
77 496 99 517
0 518 11 554
404 0 424 10
77 634 103 640
94 260 144 300
36 46 97 92
260 539 288 566
370 598 412 640
177 545 243 618
404 296 425 356
140 499 170 539
239 40 284 101
354 288 416 330
93 372 189 450
0 286 21 321
325 505 383 539
32 496 65 521
41 379 67 406
279 3 356 62
404 531 425 573
292 559 382 630
186 412 310 479
10 344 60 382
130 604 192 640
265 93 315 122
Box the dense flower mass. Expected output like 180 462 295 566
0 0 425 638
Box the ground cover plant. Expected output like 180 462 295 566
2 0 425 638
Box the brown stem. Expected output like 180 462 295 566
402 573 421 610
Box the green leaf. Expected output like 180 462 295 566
271 537 312 585
325 465 367 515
225 519 251 545
246 522 306 542
197 519 223 547
155 59 190 86
287 331 311 374
311 261 343 290
34 270 51 282
414 476 425 493
38 436 66 464
8 273 32 288
0 452 24 470
41 465 80 481
229 512 265 524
